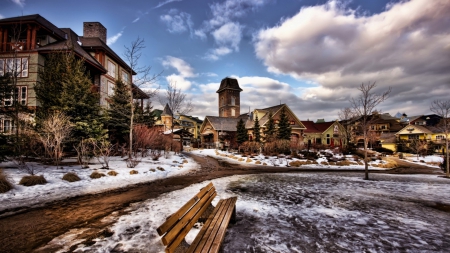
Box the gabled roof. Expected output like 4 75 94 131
396 124 445 135
301 121 335 134
37 28 106 73
255 104 306 129
202 116 240 132
79 37 136 75
0 14 66 39
162 104 173 116
216 77 242 93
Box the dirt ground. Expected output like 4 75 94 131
0 154 445 253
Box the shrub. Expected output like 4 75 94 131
130 170 138 175
255 161 261 165
289 160 304 167
238 158 244 162
157 167 165 171
150 168 156 172
0 169 13 193
320 161 328 165
263 162 267 165
62 172 81 182
19 175 47 186
246 158 252 163
90 171 106 179
398 152 404 159
182 160 188 164
336 160 352 166
107 170 118 176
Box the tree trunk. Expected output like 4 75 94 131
446 138 449 177
364 134 369 180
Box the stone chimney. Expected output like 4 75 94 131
83 22 107 44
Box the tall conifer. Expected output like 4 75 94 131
236 118 248 145
277 107 292 140
107 79 132 145
253 115 261 142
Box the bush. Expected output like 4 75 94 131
0 169 13 193
255 161 261 165
130 170 139 175
157 167 165 171
398 152 404 159
90 171 106 179
62 172 81 182
150 168 156 172
107 170 118 176
19 175 47 186
373 147 394 155
246 158 252 163
182 159 188 164
289 160 304 167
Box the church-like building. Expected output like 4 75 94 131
200 77 308 149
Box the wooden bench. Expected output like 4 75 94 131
157 182 237 253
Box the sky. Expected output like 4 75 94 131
1 0 449 121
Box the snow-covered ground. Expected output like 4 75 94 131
46 173 450 252
0 152 198 212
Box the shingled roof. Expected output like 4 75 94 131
204 116 241 131
301 121 334 133
162 104 173 116
0 14 66 39
216 77 243 93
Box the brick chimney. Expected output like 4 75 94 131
83 22 107 44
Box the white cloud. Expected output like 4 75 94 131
254 0 450 118
212 22 243 50
11 0 25 8
107 30 124 45
160 9 193 35
165 74 192 90
203 47 233 61
162 56 196 78
154 0 182 9
132 17 140 23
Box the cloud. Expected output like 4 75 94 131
160 9 194 36
162 56 197 90
254 0 450 118
154 0 182 9
212 22 243 50
203 47 233 61
207 0 271 29
107 30 124 45
132 17 140 23
11 0 25 8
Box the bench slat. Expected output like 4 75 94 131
162 188 216 246
166 192 217 253
187 197 238 253
207 197 238 253
157 182 214 236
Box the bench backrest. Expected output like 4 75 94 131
157 182 217 253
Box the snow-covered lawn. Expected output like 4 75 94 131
191 149 393 170
51 173 450 253
0 152 199 212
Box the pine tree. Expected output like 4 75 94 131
264 111 276 142
277 107 292 140
35 52 106 142
253 115 261 142
134 100 155 127
107 79 132 145
236 118 248 145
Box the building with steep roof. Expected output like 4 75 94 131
301 120 346 147
0 14 148 132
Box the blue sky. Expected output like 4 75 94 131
1 0 449 121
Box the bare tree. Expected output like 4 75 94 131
351 82 391 180
123 37 159 159
36 111 72 169
159 81 193 133
338 107 354 147
91 138 114 169
430 99 450 177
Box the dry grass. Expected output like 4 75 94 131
320 161 329 165
182 159 188 164
157 167 165 171
107 170 118 176
336 160 352 166
289 160 305 167
130 170 139 175
90 171 106 179
178 165 183 168
255 161 262 165
377 161 397 168
0 169 13 193
19 175 47 186
246 158 252 163
62 172 81 182
238 158 244 162
149 168 156 172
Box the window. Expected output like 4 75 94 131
436 135 445 140
326 134 330 145
3 120 11 133
1 58 28 77
121 70 129 84
231 108 235 117
2 86 27 106
107 60 116 78
408 134 419 140
381 125 386 130
290 121 295 125
231 96 235 106
107 81 114 96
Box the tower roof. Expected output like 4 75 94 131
216 77 243 93
162 103 173 116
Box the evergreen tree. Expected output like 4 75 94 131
253 115 261 142
264 111 276 142
35 52 106 142
107 79 132 145
134 100 155 127
277 107 292 140
236 118 248 145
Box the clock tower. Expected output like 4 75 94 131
216 77 243 118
